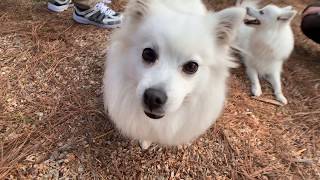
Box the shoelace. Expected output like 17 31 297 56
95 1 116 16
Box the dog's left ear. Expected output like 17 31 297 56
126 0 150 23
277 9 297 22
282 6 293 11
210 7 246 46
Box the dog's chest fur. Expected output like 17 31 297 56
245 27 294 74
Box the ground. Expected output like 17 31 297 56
0 0 319 179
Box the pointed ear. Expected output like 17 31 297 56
282 6 293 11
236 0 244 6
277 10 297 22
126 0 150 22
236 0 261 7
211 7 246 46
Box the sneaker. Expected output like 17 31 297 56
48 0 73 12
73 1 122 28
100 0 122 19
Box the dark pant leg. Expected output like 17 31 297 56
73 0 99 9
301 14 320 44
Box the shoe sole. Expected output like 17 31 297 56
72 12 121 29
48 2 72 12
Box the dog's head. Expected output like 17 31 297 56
244 4 297 27
116 0 245 119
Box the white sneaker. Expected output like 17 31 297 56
73 1 122 28
48 0 73 12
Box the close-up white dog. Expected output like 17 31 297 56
103 0 245 149
235 0 297 105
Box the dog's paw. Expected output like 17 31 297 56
177 143 192 150
139 140 152 150
251 85 262 97
275 94 288 105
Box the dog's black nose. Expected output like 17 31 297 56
143 88 167 110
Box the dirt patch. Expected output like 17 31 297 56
1 0 319 179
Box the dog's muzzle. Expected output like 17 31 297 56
244 7 261 25
143 88 167 119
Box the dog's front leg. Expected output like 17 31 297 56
266 72 287 105
139 140 152 150
246 67 262 97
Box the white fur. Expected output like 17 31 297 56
236 0 260 9
103 0 245 148
235 2 297 104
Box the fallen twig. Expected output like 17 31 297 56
252 97 284 106
294 111 320 116
293 159 314 165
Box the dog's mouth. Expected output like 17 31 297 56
144 111 164 119
244 7 261 25
244 18 261 25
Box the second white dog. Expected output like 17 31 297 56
235 1 297 105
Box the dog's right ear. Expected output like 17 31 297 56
236 0 261 8
236 0 244 6
282 6 293 11
277 9 297 22
209 7 246 46
126 0 150 22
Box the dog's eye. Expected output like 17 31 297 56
259 10 264 15
142 48 158 64
182 61 199 75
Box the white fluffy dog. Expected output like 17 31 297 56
103 0 245 149
235 1 297 105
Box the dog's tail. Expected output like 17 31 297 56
236 0 260 9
